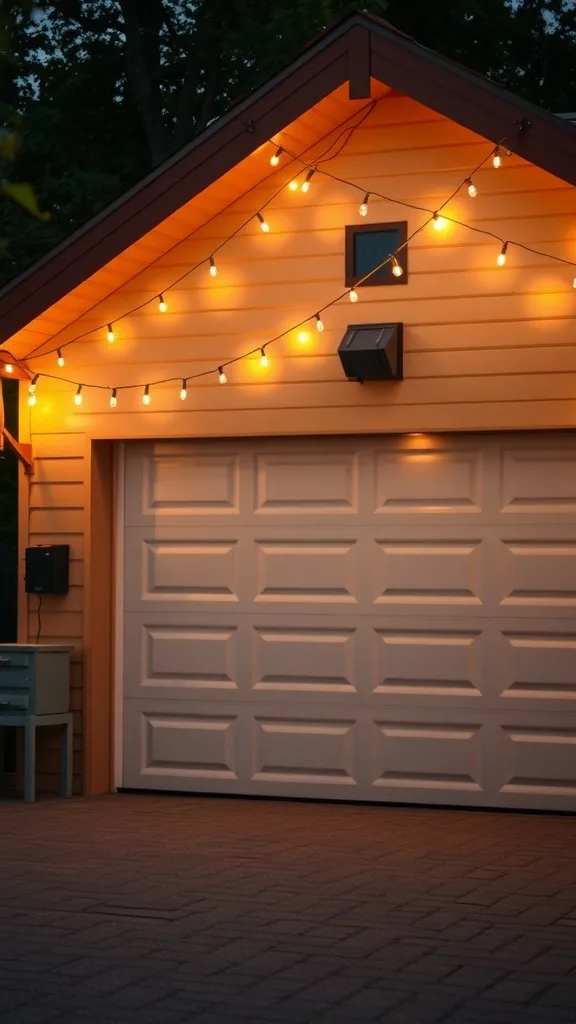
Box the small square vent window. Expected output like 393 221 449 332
345 221 408 287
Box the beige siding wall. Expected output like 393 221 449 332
19 94 576 791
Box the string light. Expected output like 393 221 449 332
28 389 37 407
110 388 117 408
17 134 576 408
74 385 83 406
297 331 309 344
209 256 217 277
301 169 316 193
497 241 508 266
4 363 13 373
288 179 299 192
57 348 64 367
260 348 269 368
142 384 151 405
180 379 187 400
158 294 167 313
359 193 370 217
270 146 283 167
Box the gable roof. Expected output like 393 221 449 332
1 10 574 350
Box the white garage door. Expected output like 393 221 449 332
121 433 576 811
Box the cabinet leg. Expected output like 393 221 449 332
24 721 36 803
61 719 73 798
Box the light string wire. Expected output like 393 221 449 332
10 112 576 402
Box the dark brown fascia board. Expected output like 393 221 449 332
1 11 575 346
367 23 576 185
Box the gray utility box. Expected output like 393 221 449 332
0 645 72 715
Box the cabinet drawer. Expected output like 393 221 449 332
0 693 29 711
0 653 30 669
0 669 32 690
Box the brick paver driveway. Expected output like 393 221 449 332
1 795 576 1024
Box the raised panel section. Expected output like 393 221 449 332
142 452 240 516
252 627 357 692
374 629 482 696
499 540 576 607
141 712 238 779
500 449 576 514
255 451 359 514
500 726 576 797
142 539 240 602
373 720 483 792
373 539 483 606
254 539 358 603
142 625 238 690
375 448 482 514
252 717 356 785
500 631 576 700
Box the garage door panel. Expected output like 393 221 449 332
372 622 484 700
499 444 576 518
374 444 486 517
123 527 252 611
125 441 243 526
496 529 576 612
371 531 486 610
492 619 576 708
251 624 359 695
253 448 362 516
495 713 576 810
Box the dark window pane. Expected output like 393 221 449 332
354 229 400 279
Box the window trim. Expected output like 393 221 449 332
345 221 408 287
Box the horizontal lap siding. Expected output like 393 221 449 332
21 432 86 794
19 93 576 791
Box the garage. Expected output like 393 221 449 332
120 432 576 811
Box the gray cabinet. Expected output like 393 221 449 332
0 644 73 802
0 645 71 715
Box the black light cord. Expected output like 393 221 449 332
35 593 42 644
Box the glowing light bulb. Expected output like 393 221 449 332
359 193 369 217
158 294 167 313
497 241 508 267
28 376 38 395
315 313 324 333
288 179 299 192
74 386 83 406
260 348 269 368
4 363 13 374
466 178 477 198
257 212 269 233
28 393 36 407
106 323 115 343
391 257 403 278
209 256 217 277
301 169 315 193
297 331 309 344
218 366 227 384
180 379 187 401
270 146 283 167
142 384 151 405
349 289 358 303
57 349 64 367
110 389 117 408
573 276 576 289
493 146 502 168
433 213 447 231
